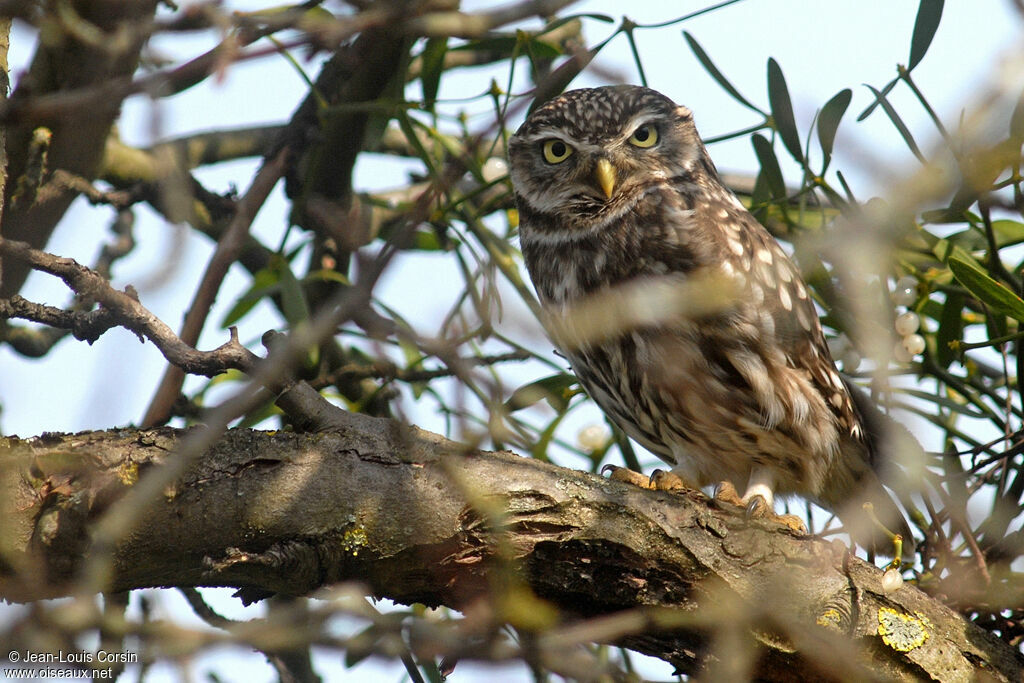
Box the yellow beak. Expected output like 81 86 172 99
594 158 616 200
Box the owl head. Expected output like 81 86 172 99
508 85 709 235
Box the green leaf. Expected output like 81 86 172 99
221 266 280 328
1011 89 1024 141
817 88 852 170
948 256 1024 322
419 37 447 111
766 58 803 163
304 269 351 286
908 0 944 71
453 35 561 60
866 84 925 163
900 387 984 418
542 13 614 31
277 257 310 327
505 374 578 413
945 220 1024 252
856 77 897 122
935 290 965 368
410 229 447 251
683 31 763 114
751 133 786 201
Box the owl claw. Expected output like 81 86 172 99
603 465 694 492
713 481 807 534
745 494 770 519
650 469 688 492
602 464 655 489
713 480 744 506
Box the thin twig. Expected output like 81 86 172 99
140 148 289 428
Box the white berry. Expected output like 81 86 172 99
481 157 508 184
840 347 861 372
577 424 610 451
902 333 926 356
894 311 920 336
892 276 917 306
893 341 914 363
881 567 904 594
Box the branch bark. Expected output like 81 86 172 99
1 410 1019 681
0 0 160 299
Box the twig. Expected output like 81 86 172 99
179 588 238 630
140 148 289 428
0 238 260 376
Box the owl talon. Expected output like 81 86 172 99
603 465 694 492
713 480 744 507
713 481 807 534
745 494 770 520
602 464 655 490
650 469 689 492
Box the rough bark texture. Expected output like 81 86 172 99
0 0 160 299
0 417 1020 681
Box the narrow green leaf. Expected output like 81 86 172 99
624 28 647 87
856 77 898 122
221 267 280 328
817 88 852 169
935 290 964 368
908 0 945 72
451 36 560 60
277 257 310 327
683 31 763 114
766 58 803 163
419 37 447 111
750 169 771 209
948 256 1024 322
505 374 578 413
866 85 926 163
751 133 786 201
1010 89 1024 141
304 269 351 285
531 410 566 461
900 387 984 418
540 13 615 34
946 220 1024 253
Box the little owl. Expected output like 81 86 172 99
508 85 911 553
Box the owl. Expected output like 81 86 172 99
508 85 912 553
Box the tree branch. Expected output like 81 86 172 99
0 236 261 376
1 405 1019 681
0 0 160 299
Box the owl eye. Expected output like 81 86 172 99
628 124 659 148
542 139 574 164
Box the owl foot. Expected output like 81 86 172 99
713 481 807 534
602 465 695 492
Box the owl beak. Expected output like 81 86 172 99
594 158 616 200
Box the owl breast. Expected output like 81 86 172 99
520 177 846 496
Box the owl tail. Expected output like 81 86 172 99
822 380 922 559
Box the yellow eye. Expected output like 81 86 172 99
628 124 658 148
542 139 573 164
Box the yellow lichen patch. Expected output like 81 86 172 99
816 608 843 630
877 607 931 652
116 460 139 486
342 526 368 556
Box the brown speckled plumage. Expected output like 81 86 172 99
509 85 910 549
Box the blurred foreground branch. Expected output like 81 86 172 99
1 402 1019 681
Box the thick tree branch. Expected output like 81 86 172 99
0 408 1019 681
0 0 160 299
